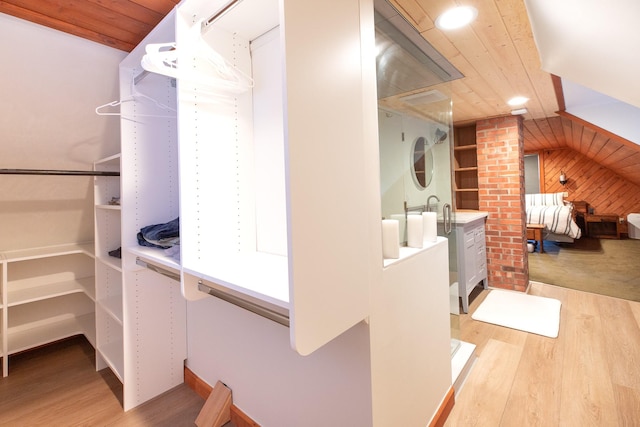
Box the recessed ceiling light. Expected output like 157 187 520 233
435 6 478 30
507 96 529 106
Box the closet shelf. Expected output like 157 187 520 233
97 341 124 383
96 204 121 211
7 313 95 355
95 153 121 165
184 251 289 309
96 255 123 273
453 145 477 151
97 296 123 325
7 277 95 307
1 243 94 262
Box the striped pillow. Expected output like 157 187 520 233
525 192 564 207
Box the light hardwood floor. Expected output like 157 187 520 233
0 337 204 426
3 282 640 426
445 282 640 426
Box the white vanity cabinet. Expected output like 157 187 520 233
455 213 488 313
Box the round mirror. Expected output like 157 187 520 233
410 136 434 190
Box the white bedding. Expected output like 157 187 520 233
525 192 582 240
526 204 582 239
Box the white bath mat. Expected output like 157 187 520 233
471 290 561 338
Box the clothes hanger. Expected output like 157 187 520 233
95 78 177 118
141 30 254 97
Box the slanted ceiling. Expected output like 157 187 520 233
0 0 179 52
2 0 640 188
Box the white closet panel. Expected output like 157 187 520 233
177 0 373 357
98 9 187 411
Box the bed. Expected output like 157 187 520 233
525 192 582 243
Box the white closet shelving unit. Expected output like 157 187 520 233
0 243 95 377
93 153 123 379
103 9 186 411
99 0 374 411
176 0 373 356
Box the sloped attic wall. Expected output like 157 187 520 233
542 148 640 219
0 13 125 250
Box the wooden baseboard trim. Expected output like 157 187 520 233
429 386 455 427
185 367 260 427
187 366 452 427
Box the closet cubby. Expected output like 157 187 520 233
0 243 95 377
453 124 480 210
94 153 123 382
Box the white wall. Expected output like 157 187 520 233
0 13 125 250
186 296 373 426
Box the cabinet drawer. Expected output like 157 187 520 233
465 230 475 246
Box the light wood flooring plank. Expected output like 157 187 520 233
500 333 563 427
0 337 204 427
599 297 640 391
559 291 619 426
613 384 640 427
452 284 640 426
444 339 523 426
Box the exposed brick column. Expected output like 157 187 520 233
476 116 529 292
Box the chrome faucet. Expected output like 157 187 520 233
427 195 440 212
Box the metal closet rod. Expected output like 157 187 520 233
0 169 119 176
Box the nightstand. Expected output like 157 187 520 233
585 213 620 239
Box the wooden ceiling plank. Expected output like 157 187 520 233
601 146 640 172
570 120 583 153
476 0 552 119
585 132 611 159
130 0 179 15
416 2 524 120
390 0 435 32
534 118 559 148
595 142 623 166
547 116 567 147
3 0 149 47
85 0 165 26
558 111 640 152
618 155 640 171
523 121 545 151
579 126 597 156
0 1 135 51
498 1 557 118
560 116 574 150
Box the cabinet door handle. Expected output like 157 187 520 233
443 203 452 235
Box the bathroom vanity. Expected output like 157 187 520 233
452 211 488 313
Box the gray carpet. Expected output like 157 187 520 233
528 237 640 301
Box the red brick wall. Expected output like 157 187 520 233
476 116 529 292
